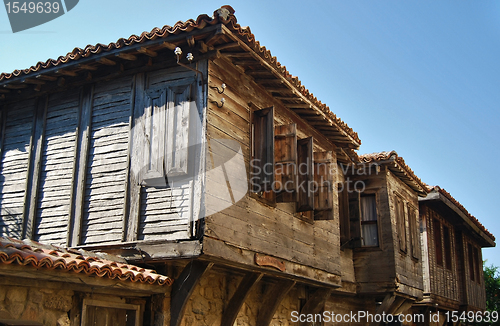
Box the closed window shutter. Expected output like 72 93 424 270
142 88 167 186
252 107 274 193
165 84 192 177
274 123 297 202
349 191 362 248
339 181 351 245
296 137 314 212
313 151 333 220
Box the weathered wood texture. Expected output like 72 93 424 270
0 64 205 247
0 99 36 239
204 56 341 283
460 232 486 309
420 205 460 306
35 90 79 245
351 168 422 298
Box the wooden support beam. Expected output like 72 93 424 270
55 69 78 76
286 104 312 109
0 89 10 94
22 96 48 239
223 52 253 58
215 43 240 51
35 74 57 82
247 70 274 77
221 272 263 326
170 261 214 326
23 78 45 85
256 280 296 326
232 60 261 66
116 52 138 61
161 41 177 50
98 57 117 66
3 83 27 89
253 78 283 84
187 35 195 47
197 40 208 53
67 85 94 247
299 288 333 326
78 64 98 71
138 47 158 58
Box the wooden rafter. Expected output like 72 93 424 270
221 272 263 326
98 57 117 66
116 52 138 61
138 47 158 57
35 74 57 81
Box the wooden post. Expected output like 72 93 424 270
67 85 94 246
170 261 214 326
256 280 296 326
22 96 48 239
221 272 263 326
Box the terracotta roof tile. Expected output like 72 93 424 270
427 186 495 242
0 237 173 286
0 6 360 147
358 150 428 195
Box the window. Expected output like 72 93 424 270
251 106 274 197
468 243 475 281
360 195 378 247
313 151 334 220
296 137 314 213
408 204 420 259
443 225 452 270
274 123 297 202
141 79 195 187
81 299 141 326
433 218 443 266
395 195 407 253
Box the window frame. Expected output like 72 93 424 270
433 218 443 266
359 194 379 247
394 193 407 253
81 298 142 326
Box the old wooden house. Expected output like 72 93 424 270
413 186 495 323
0 6 494 326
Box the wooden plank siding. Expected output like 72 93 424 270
35 90 79 245
0 99 36 239
347 168 423 299
203 56 342 283
0 64 205 248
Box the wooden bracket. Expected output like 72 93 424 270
221 272 263 326
256 280 296 326
299 288 333 326
170 260 214 326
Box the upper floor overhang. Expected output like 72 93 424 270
419 186 495 247
0 6 361 151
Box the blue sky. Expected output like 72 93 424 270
1 1 499 266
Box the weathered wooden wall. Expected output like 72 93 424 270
203 56 341 284
350 168 423 299
385 171 423 299
351 168 396 293
0 64 205 247
460 232 486 310
420 205 460 307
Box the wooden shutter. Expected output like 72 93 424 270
395 195 407 252
313 151 333 220
252 107 274 193
348 191 362 248
339 182 350 245
165 83 192 177
296 137 314 212
141 88 167 186
408 204 420 259
274 124 297 202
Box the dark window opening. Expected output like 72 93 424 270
433 218 443 266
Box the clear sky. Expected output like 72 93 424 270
1 1 499 266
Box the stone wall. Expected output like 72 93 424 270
0 285 72 325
